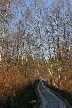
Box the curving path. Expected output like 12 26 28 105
38 80 67 108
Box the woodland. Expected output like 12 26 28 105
0 0 72 107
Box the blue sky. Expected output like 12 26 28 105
47 0 54 6
16 0 54 20
10 0 54 33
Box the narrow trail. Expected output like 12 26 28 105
37 80 68 108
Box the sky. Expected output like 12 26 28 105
10 0 54 33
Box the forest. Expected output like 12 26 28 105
0 0 72 108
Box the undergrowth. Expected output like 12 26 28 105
0 71 38 108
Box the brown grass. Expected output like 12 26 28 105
45 76 72 94
0 71 36 100
59 78 72 94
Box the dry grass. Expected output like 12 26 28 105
45 75 72 94
58 78 72 94
0 71 36 100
